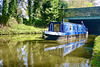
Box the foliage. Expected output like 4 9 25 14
8 0 17 17
1 0 94 29
2 0 8 24
26 0 63 26
2 0 8 16
28 0 32 24
93 36 100 52
0 17 47 35
88 0 95 5
57 0 68 22
91 36 100 67
40 0 60 26
32 0 40 21
34 19 43 27
67 0 93 8
2 0 17 24
17 16 23 24
31 0 93 26
0 23 47 35
59 0 68 8
17 0 28 19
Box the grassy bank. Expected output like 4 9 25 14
0 24 47 35
91 35 100 66
0 17 48 35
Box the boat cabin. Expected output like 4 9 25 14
48 21 87 35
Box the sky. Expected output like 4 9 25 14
0 0 3 7
0 0 100 15
0 0 100 7
94 0 100 6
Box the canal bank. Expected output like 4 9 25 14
91 35 100 66
0 34 96 67
0 18 47 35
0 23 47 35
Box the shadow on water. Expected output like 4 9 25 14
0 34 96 67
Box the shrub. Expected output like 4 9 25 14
17 16 23 24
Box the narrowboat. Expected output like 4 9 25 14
43 21 88 40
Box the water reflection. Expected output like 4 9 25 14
0 35 95 67
44 38 87 56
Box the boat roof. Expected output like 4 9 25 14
63 22 82 25
50 21 84 26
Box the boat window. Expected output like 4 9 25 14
75 26 77 30
79 27 81 31
54 24 60 32
69 25 72 31
69 45 72 50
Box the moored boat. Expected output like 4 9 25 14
43 21 88 40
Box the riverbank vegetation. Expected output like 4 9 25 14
91 36 100 66
0 17 47 35
0 0 93 35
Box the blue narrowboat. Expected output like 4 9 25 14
43 21 88 40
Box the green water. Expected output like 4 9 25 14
0 34 96 67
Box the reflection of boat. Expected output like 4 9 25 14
44 38 87 56
0 35 93 67
43 21 88 40
63 39 86 56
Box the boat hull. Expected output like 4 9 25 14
43 31 88 41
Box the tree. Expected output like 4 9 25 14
28 0 32 24
2 0 18 24
67 0 93 8
40 0 60 26
2 0 8 24
32 0 40 21
58 0 68 21
8 0 17 17
88 0 95 5
17 0 28 19
59 0 68 8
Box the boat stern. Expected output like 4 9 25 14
43 31 65 40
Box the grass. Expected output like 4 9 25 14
0 18 48 35
91 35 100 67
0 24 47 35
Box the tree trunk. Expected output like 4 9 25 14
28 0 32 24
2 0 8 24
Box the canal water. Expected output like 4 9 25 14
0 34 96 67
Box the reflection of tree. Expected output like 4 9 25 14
1 42 19 66
22 40 64 67
0 41 26 66
0 34 43 44
0 35 93 67
0 34 64 66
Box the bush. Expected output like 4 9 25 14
17 16 23 24
91 36 100 66
34 19 43 27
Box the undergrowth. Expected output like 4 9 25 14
0 24 47 35
91 36 100 67
0 17 48 35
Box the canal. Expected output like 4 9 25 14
0 34 96 67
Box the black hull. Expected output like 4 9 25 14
43 33 88 41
